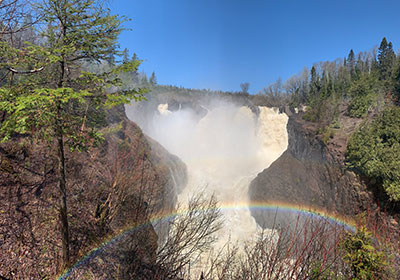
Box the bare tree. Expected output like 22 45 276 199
0 0 36 39
263 77 283 97
156 194 223 279
240 82 250 94
194 214 351 280
255 78 289 107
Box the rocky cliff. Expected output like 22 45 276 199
248 112 376 229
0 109 187 279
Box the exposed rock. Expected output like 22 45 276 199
249 113 374 229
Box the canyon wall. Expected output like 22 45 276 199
249 113 374 229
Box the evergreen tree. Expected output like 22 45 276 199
377 37 396 80
392 57 400 102
132 52 138 62
149 71 157 85
387 42 396 69
0 0 145 270
347 49 355 78
370 47 379 74
140 71 148 84
378 37 388 61
105 45 117 64
122 47 130 63
308 66 320 102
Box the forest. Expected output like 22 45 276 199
1 0 400 279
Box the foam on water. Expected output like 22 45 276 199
150 104 289 251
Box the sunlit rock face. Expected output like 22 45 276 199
248 114 374 231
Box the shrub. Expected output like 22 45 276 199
346 106 400 201
348 94 375 118
317 126 335 145
340 228 388 280
347 74 379 118
309 262 340 280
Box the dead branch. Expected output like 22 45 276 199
6 66 44 74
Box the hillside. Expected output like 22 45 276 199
0 108 187 279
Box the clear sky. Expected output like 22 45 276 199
109 0 400 94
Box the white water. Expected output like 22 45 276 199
128 102 288 251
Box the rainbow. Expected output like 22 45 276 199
57 201 356 280
248 201 356 232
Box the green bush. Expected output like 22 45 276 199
348 94 375 118
340 228 388 280
303 96 339 124
346 106 400 201
331 119 341 129
347 74 379 118
317 126 335 145
309 262 341 280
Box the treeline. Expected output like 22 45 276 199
256 37 399 123
256 38 400 204
254 39 400 204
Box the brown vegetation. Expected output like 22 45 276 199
0 120 185 279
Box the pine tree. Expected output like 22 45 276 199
378 37 396 80
149 71 157 85
392 57 400 102
132 52 138 62
378 37 388 62
122 47 130 63
0 0 145 270
308 66 320 102
105 45 117 65
347 49 355 78
140 71 148 84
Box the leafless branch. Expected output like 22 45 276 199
7 66 44 74
156 194 223 279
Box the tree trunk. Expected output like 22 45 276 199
57 29 70 268
57 126 70 270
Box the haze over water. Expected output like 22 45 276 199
127 102 288 253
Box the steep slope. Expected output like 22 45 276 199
249 110 379 229
0 111 187 279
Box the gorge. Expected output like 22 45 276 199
1 1 400 278
2 94 398 279
124 97 372 277
127 101 289 248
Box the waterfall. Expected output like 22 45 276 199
171 105 287 243
126 102 288 270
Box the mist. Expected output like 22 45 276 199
126 98 288 251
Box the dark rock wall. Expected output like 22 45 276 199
249 115 373 229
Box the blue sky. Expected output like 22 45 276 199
109 0 400 94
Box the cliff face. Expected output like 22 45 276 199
249 113 374 228
0 116 187 279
